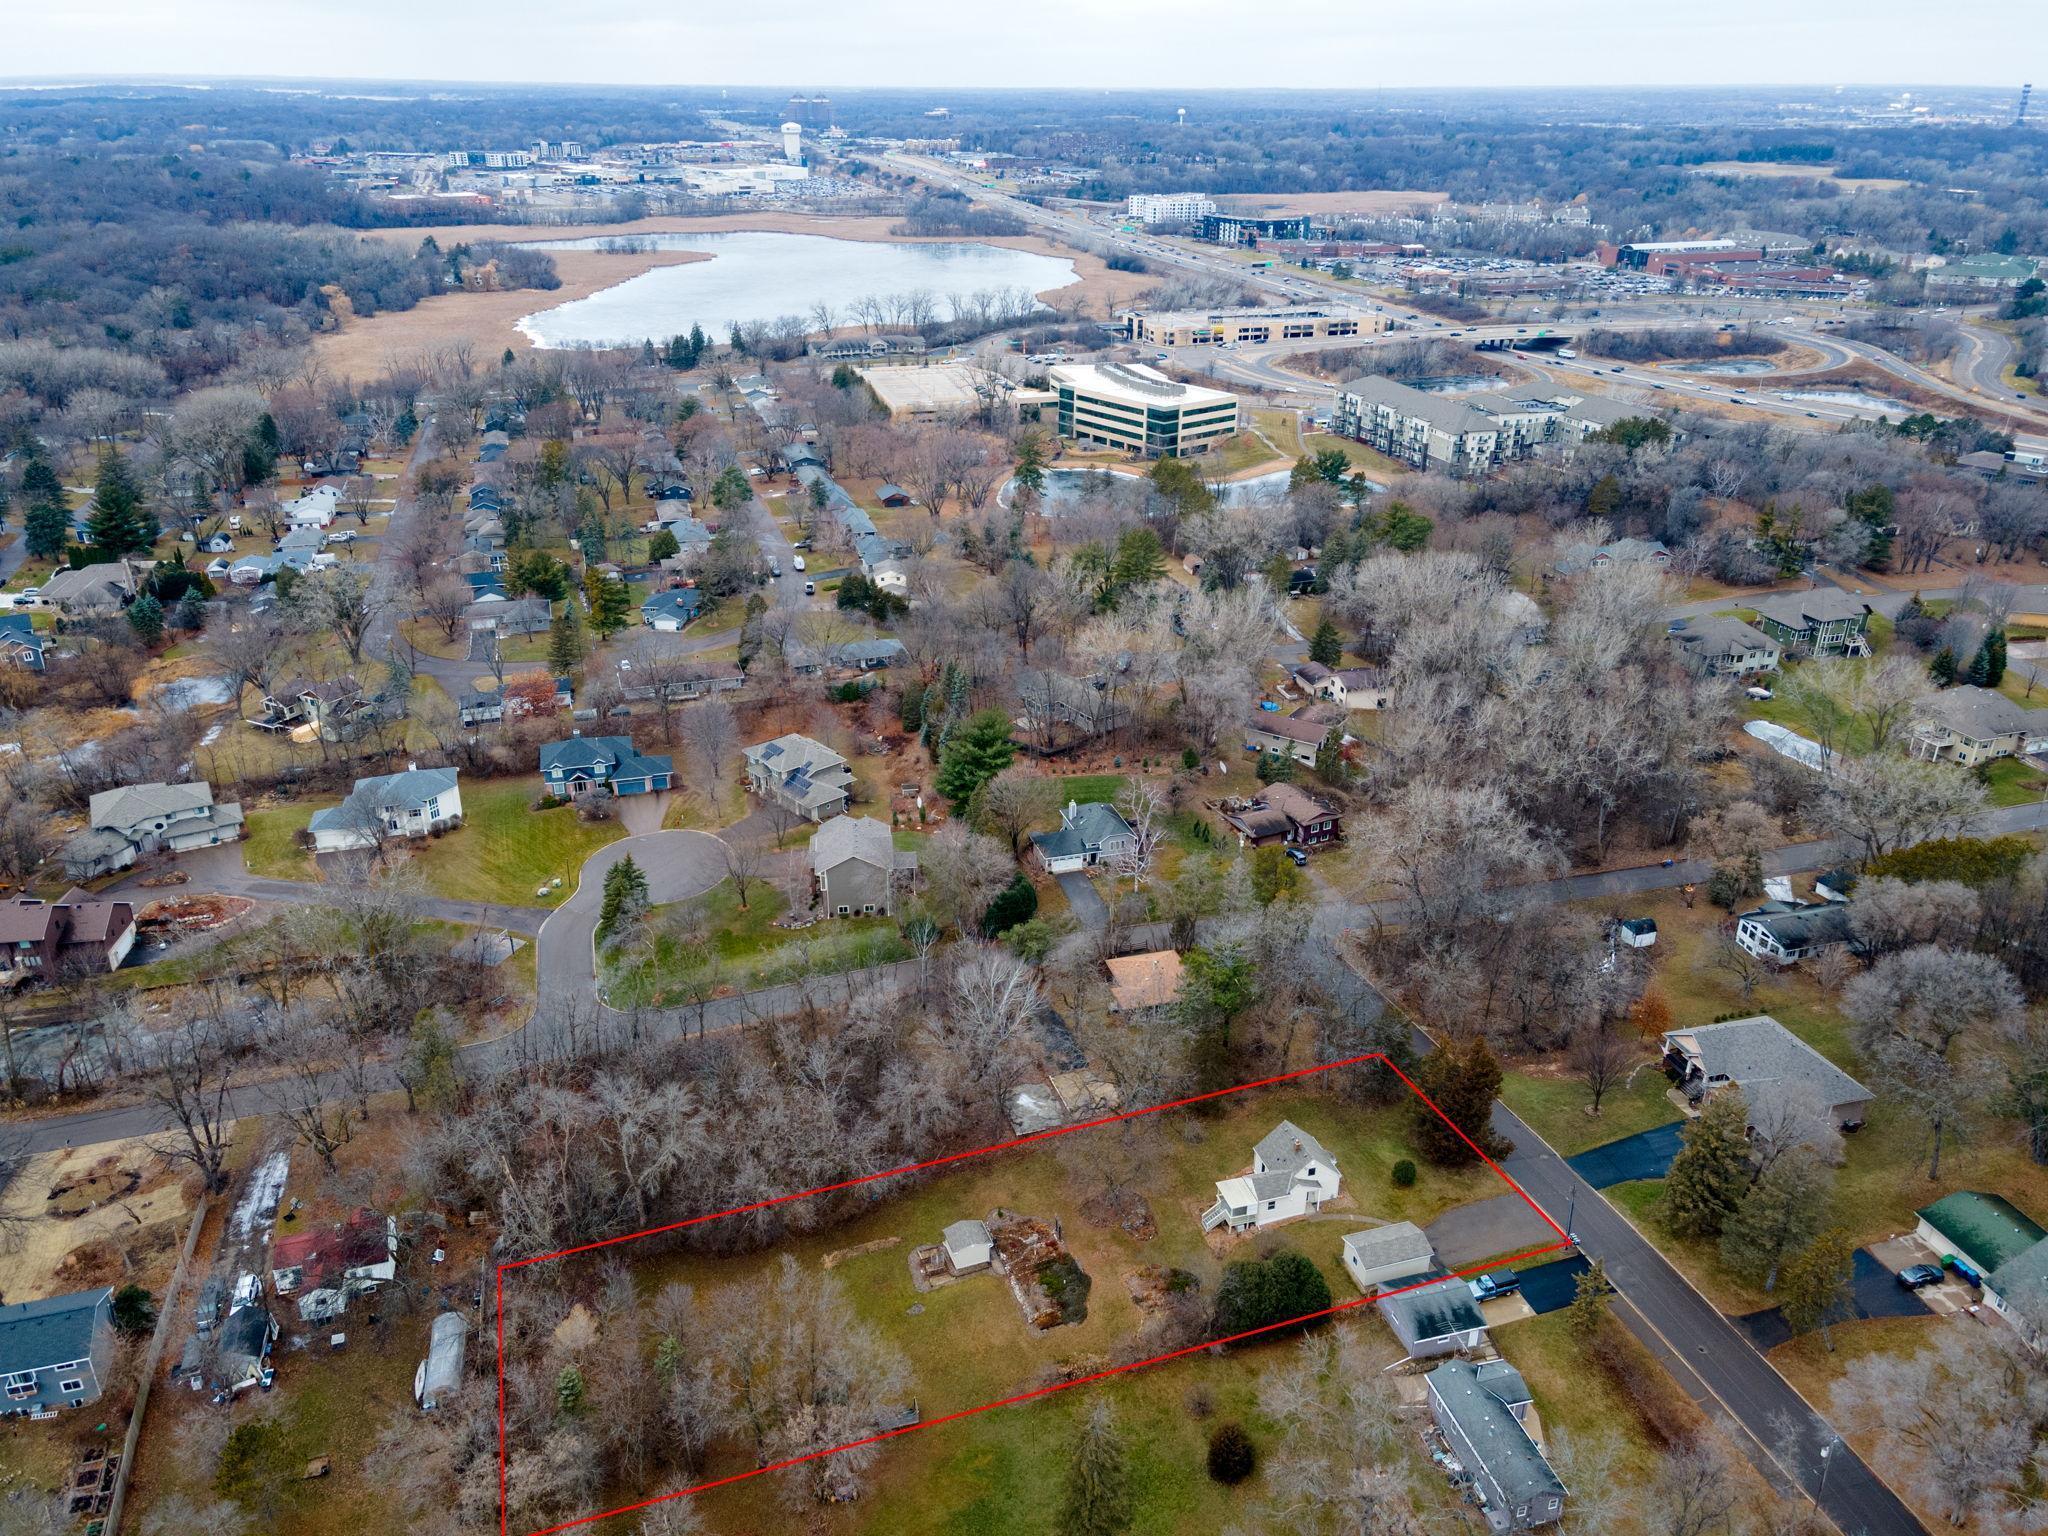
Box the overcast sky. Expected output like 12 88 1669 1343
6 1 2043 90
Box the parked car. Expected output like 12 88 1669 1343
1470 1270 1521 1301
792 555 806 572
1898 1264 1945 1290
1285 847 1309 868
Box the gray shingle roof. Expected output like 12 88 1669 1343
1429 1358 1564 1507
1671 615 1778 658
1255 1120 1334 1177
0 1288 110 1376
1342 1221 1434 1274
1917 685 2032 741
309 767 458 837
1378 1275 1485 1348
1750 590 1871 628
88 780 215 831
1663 1013 1870 1122
811 814 895 873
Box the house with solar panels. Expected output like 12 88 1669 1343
742 734 854 823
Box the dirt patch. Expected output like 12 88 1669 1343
1078 1191 1158 1243
0 1139 194 1303
1212 190 1449 217
823 1235 900 1270
1123 1263 1199 1315
138 893 251 932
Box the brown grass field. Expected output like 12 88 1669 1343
312 213 1154 382
1688 161 1911 192
1212 190 1449 216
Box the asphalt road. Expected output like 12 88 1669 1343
1489 1094 1924 1535
535 827 729 1004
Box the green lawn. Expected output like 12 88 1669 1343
1501 1062 1680 1158
242 803 328 880
601 880 910 1004
406 778 624 907
1492 1312 1664 1486
638 1087 1491 1535
1982 756 2048 808
1996 669 2048 709
1055 773 1130 806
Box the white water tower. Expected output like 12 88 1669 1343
1176 107 1187 127
781 121 803 164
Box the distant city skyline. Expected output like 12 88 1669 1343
5 1 2043 93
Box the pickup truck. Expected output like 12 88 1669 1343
1469 1270 1521 1302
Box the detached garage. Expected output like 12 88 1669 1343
1341 1222 1436 1294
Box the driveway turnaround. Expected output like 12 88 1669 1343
1425 1192 1563 1270
1566 1121 1686 1189
1732 1248 1935 1351
536 829 731 1002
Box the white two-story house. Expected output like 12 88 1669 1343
1202 1121 1343 1232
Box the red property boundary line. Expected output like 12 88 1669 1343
496 1052 1572 1536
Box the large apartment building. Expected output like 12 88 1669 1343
1048 363 1239 458
1123 305 1387 347
1125 192 1216 223
1334 375 1643 477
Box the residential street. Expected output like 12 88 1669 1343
1490 1094 1925 1535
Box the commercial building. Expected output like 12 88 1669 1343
1122 305 1385 347
856 362 1000 421
1198 213 1317 246
1926 254 2040 294
1047 362 1238 457
1125 192 1217 224
1601 239 1763 271
1334 376 1642 478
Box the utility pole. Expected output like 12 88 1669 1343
1813 1437 1836 1507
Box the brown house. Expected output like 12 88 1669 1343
1220 783 1343 851
0 892 138 987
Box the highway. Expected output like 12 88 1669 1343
891 150 2048 446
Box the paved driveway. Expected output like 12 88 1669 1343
536 829 729 1000
1566 1121 1686 1189
1513 1254 1595 1315
1056 871 1109 929
1425 1192 1564 1270
1733 1249 1935 1350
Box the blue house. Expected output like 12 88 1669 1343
641 588 704 632
0 614 46 673
0 1287 114 1415
539 735 674 799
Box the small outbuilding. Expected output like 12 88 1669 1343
415 1311 467 1411
942 1220 994 1275
1340 1222 1437 1293
1376 1274 1487 1360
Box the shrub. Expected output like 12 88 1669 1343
1039 1256 1091 1324
1207 1423 1257 1485
981 872 1040 938
111 1283 155 1336
1391 1159 1417 1188
1182 747 1201 771
1212 1248 1332 1338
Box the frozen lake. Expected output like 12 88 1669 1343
517 231 1077 349
1012 465 1380 512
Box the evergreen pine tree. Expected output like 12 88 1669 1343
585 570 631 637
1565 1259 1610 1338
1308 616 1344 667
1967 637 1993 687
547 604 584 674
936 708 1017 805
1983 630 2008 687
1663 1088 1752 1238
1411 1038 1511 1166
555 1366 586 1415
1718 1145 1831 1292
1929 645 1958 686
174 590 206 632
87 449 151 555
126 591 164 646
21 447 69 561
1313 724 1346 785
1778 1227 1855 1349
1059 1401 1133 1536
597 856 650 941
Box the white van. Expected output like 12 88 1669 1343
791 554 806 572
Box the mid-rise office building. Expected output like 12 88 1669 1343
1048 363 1239 458
1198 213 1317 247
1126 192 1217 224
1123 305 1387 347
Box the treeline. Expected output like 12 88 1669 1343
1582 327 1787 363
0 142 559 391
890 192 1027 239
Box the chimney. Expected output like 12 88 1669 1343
407 760 418 772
